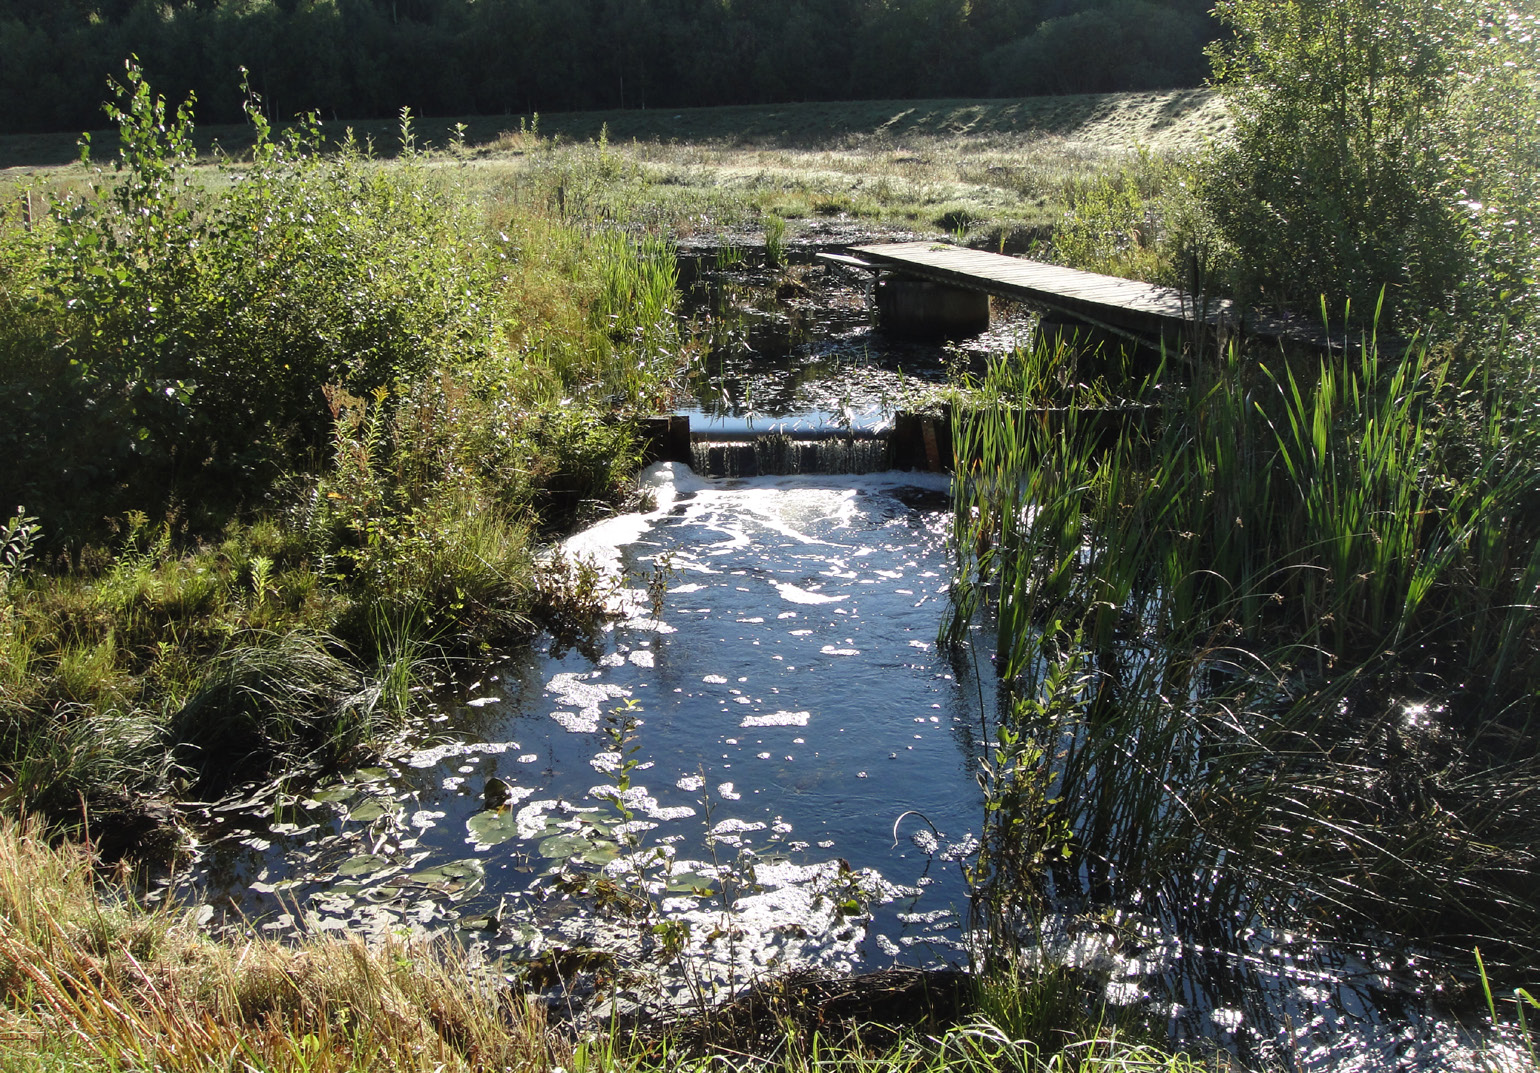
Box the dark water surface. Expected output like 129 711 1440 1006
184 465 995 1009
175 252 1514 1067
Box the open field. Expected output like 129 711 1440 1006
0 90 1229 170
3 91 1227 244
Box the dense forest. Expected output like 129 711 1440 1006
0 0 1217 135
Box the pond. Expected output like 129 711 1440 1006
178 244 1514 1068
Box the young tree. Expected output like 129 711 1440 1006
1204 0 1539 335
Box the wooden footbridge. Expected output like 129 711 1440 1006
822 241 1363 353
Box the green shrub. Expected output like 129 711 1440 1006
1204 0 1540 337
0 69 679 836
4 62 497 538
1045 148 1227 292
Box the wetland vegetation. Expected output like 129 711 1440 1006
3 0 1540 1066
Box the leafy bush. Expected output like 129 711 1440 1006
0 66 681 837
1052 148 1201 283
1204 0 1540 336
3 61 496 537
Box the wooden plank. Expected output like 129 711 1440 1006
817 252 881 270
846 240 1365 349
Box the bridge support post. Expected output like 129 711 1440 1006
875 275 989 339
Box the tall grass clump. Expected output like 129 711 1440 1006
586 228 685 406
0 814 569 1073
169 631 404 795
764 213 788 269
948 334 1540 983
1051 148 1208 287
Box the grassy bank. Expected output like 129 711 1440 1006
0 90 1229 170
0 69 683 841
4 90 1227 250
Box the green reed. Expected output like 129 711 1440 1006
948 332 1540 978
764 213 788 269
590 229 680 336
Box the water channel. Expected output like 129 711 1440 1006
178 246 1516 1070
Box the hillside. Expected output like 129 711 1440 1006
1 90 1228 173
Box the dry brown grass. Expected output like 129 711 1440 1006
0 815 566 1072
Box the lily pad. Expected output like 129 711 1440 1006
348 798 397 822
361 884 404 903
407 859 486 899
538 810 613 839
539 833 620 865
493 923 544 960
310 785 357 803
337 853 393 878
467 809 520 847
664 871 718 896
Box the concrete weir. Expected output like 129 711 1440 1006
640 413 953 476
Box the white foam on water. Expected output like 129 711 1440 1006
558 462 709 582
544 672 629 735
514 799 562 840
710 818 766 835
740 710 811 728
773 581 848 604
405 741 516 768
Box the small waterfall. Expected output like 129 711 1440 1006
690 432 892 477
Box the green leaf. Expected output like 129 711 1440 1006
538 833 620 865
348 798 397 822
664 871 717 896
310 785 357 803
337 853 393 878
407 859 486 898
467 809 520 846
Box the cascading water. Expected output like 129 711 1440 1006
689 433 892 477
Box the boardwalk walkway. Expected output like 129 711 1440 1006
832 241 1361 353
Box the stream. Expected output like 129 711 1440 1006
175 246 1518 1070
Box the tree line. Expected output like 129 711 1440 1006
0 0 1217 135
